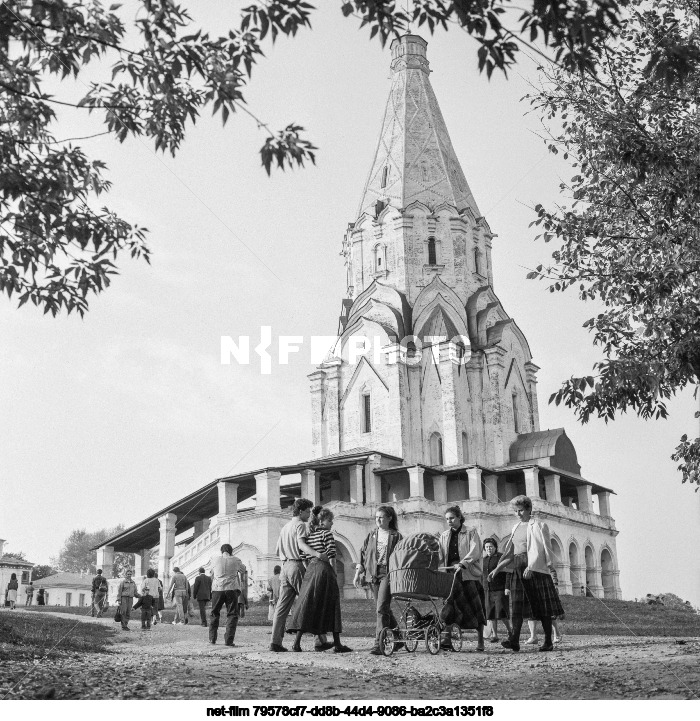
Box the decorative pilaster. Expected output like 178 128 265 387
438 341 460 467
364 454 382 504
324 359 342 456
308 370 326 458
524 361 541 432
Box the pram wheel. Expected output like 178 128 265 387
425 625 441 655
405 635 418 652
448 623 463 652
379 627 396 656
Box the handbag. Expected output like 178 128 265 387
113 607 122 623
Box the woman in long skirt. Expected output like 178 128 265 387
287 507 352 653
488 495 564 652
438 506 486 651
6 573 19 609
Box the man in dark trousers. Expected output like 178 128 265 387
192 566 212 627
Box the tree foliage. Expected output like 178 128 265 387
527 0 700 488
31 563 57 580
0 0 627 316
51 526 133 576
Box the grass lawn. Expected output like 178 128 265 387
0 611 114 657
19 595 700 638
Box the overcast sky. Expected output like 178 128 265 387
1 2 698 606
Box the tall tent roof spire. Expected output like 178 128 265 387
357 34 480 219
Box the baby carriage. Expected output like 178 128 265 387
378 533 463 656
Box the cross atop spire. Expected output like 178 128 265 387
357 34 481 220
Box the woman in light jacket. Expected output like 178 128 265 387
488 495 564 652
438 505 486 651
353 505 402 655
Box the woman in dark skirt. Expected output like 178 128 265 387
438 506 486 651
287 507 352 653
488 495 564 652
482 537 512 643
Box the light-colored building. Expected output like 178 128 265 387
0 539 35 606
33 572 93 607
96 34 621 602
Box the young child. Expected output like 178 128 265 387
133 589 154 630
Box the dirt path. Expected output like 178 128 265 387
2 613 699 700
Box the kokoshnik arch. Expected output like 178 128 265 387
95 35 621 603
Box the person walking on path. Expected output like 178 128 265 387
270 498 331 653
287 507 352 653
488 495 564 652
153 572 164 624
6 573 18 609
91 569 109 617
438 506 487 652
140 567 159 628
168 567 189 625
209 544 247 646
24 581 34 607
353 505 403 655
36 587 45 606
116 570 140 631
193 567 212 627
267 565 281 626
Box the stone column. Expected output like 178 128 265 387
467 467 483 500
217 481 239 517
483 474 499 504
576 484 593 512
432 474 447 504
330 477 342 502
134 548 150 577
365 454 382 504
158 513 177 589
597 491 612 517
96 545 115 579
193 518 210 539
544 473 562 504
408 466 425 498
255 471 281 512
300 469 320 505
523 467 539 499
348 464 364 504
483 346 508 465
589 565 604 598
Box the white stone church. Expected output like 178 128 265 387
97 35 621 603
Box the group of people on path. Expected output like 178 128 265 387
4 577 45 607
106 493 564 652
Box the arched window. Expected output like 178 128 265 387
430 432 443 466
362 393 371 433
461 432 469 464
473 247 481 275
380 165 389 189
428 237 437 265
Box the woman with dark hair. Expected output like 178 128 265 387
287 507 351 653
438 506 486 651
482 537 512 643
141 568 159 626
6 573 18 609
488 495 564 652
153 570 164 624
353 505 402 655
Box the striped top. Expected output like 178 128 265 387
303 528 336 560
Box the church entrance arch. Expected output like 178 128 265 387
601 548 615 599
333 538 356 599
